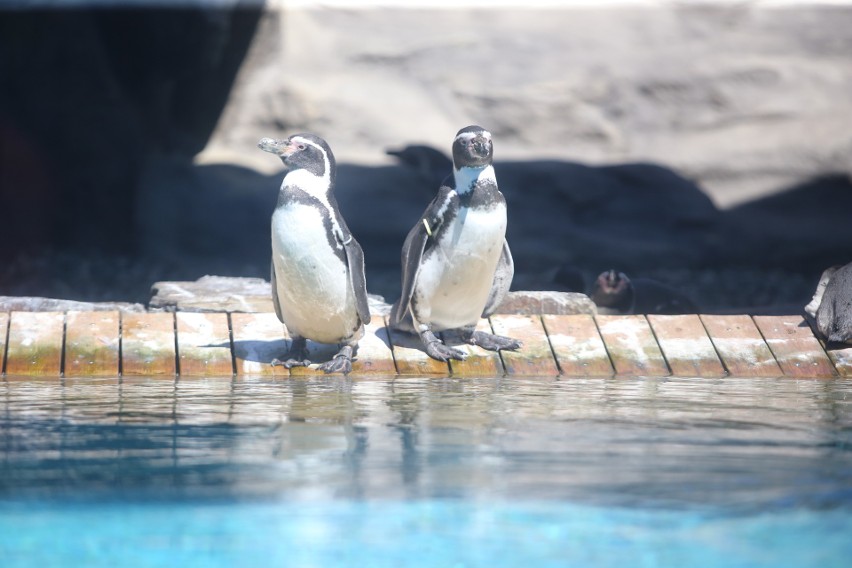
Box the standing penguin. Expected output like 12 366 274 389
389 125 521 361
258 133 370 374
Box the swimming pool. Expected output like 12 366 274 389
2 376 851 567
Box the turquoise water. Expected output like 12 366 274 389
1 376 851 567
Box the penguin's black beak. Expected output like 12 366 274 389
258 137 295 157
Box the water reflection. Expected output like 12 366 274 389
1 376 851 510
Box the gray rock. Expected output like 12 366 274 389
149 276 274 313
492 291 596 316
0 296 144 313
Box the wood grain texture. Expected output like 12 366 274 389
64 311 120 377
5 311 64 376
700 315 782 377
823 345 852 377
753 315 836 378
176 312 234 376
230 312 290 377
121 312 177 376
542 314 613 377
489 314 559 377
351 316 397 376
595 315 669 377
648 314 726 377
443 319 505 377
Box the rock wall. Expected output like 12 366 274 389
203 1 852 207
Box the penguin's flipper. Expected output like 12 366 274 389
482 239 515 318
270 260 285 323
391 188 458 329
338 230 371 325
390 223 428 328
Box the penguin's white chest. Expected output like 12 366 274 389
416 203 507 330
271 203 357 343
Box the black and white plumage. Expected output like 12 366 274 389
258 133 370 374
805 263 852 344
389 125 521 362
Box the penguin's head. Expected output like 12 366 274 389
591 270 634 311
258 133 335 178
452 125 493 169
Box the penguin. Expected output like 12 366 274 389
805 263 852 344
591 269 698 315
389 125 521 362
258 133 370 374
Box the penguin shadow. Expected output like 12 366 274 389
224 329 395 373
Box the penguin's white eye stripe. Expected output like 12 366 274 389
290 137 326 154
455 131 492 142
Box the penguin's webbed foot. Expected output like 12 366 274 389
420 330 467 362
318 345 354 375
271 337 311 368
466 331 522 352
271 357 311 369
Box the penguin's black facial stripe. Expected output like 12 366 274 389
283 138 328 178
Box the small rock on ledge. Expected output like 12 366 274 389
149 276 274 312
492 291 596 316
0 296 145 313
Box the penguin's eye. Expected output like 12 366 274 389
297 144 306 150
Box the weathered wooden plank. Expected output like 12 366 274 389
289 315 397 377
489 314 559 377
64 311 120 377
230 312 290 377
176 312 234 376
700 315 782 377
824 344 852 377
542 314 613 377
352 316 397 376
0 312 8 373
648 314 726 377
442 319 505 377
753 315 836 378
595 315 669 377
5 311 64 376
121 312 176 376
386 326 449 376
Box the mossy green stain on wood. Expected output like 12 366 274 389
5 312 64 376
121 312 177 376
176 312 233 377
64 311 120 377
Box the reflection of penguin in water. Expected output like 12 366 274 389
805 263 852 344
590 269 698 315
